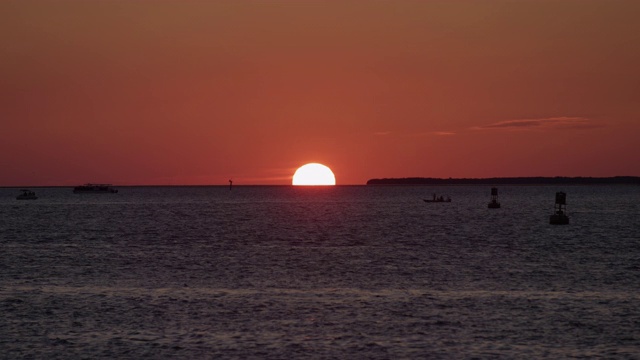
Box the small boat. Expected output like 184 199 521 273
16 189 38 200
73 184 118 194
424 194 451 203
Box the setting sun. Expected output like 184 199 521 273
292 163 336 186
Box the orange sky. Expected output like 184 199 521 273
2 0 639 186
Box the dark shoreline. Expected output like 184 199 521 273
366 176 640 186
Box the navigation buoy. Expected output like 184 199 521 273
229 179 233 190
488 187 501 208
549 191 569 225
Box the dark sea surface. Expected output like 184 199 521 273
1 185 639 359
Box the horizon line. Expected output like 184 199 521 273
2 176 639 188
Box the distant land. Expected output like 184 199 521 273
366 176 640 185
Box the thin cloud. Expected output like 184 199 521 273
373 130 455 137
405 131 457 137
474 117 601 131
433 131 456 136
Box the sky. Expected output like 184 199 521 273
2 0 639 186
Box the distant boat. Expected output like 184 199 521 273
73 184 118 194
16 189 38 200
424 194 451 203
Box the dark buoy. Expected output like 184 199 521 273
488 187 500 208
229 179 233 190
549 191 569 225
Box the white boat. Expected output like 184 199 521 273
73 184 118 194
16 189 38 200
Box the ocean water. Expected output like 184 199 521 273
1 185 639 359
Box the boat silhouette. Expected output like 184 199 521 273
424 194 451 203
16 189 38 200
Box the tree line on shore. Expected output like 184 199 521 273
366 176 640 185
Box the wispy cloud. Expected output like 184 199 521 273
403 131 457 137
474 117 601 131
373 130 456 137
432 131 456 136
